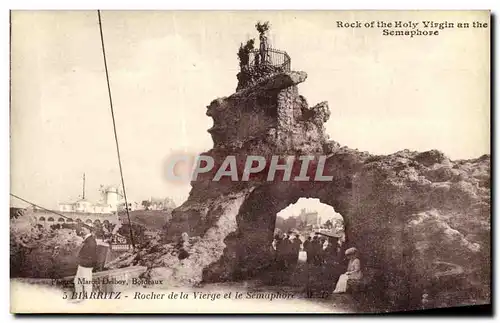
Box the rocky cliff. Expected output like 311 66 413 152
106 70 490 310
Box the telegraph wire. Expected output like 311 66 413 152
97 10 135 249
10 193 77 222
10 193 141 243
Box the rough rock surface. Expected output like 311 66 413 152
109 71 490 310
10 214 83 278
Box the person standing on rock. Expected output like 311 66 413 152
291 234 302 267
321 237 340 288
272 234 281 262
280 233 289 269
303 236 312 264
274 234 283 268
317 237 327 265
177 232 190 260
311 235 322 266
285 232 295 269
323 238 338 266
273 233 287 285
256 21 270 65
73 224 97 301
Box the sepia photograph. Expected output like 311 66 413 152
9 10 491 314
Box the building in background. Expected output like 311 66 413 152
31 176 121 228
140 197 176 211
58 185 122 214
298 208 320 227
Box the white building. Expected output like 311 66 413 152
58 186 122 214
32 183 122 228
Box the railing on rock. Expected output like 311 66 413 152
111 244 133 251
248 48 291 72
107 232 133 251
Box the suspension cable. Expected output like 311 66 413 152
11 193 77 222
97 10 135 249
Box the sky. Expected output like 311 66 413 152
10 11 490 210
277 198 344 221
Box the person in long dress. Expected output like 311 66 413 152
333 247 362 294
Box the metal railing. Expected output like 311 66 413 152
111 244 133 251
248 48 291 72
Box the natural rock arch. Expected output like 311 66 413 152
136 68 489 311
200 182 355 282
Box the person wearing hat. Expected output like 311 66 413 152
73 224 98 300
303 236 312 264
333 247 362 293
275 233 287 271
290 234 301 267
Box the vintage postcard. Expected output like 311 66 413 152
10 10 491 314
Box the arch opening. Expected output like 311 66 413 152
274 198 345 242
255 198 349 291
202 183 359 284
201 181 393 309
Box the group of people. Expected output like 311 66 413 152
272 232 342 268
272 231 363 295
73 225 362 302
303 234 341 266
273 232 302 270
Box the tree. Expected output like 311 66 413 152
255 21 270 34
275 216 285 231
284 217 297 231
332 219 345 234
275 215 299 233
237 39 255 69
297 218 307 230
141 200 151 210
162 197 176 210
10 207 25 219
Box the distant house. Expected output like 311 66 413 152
142 197 176 211
298 208 320 227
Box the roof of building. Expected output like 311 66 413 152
59 200 110 207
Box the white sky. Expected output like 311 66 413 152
10 11 490 209
276 198 344 221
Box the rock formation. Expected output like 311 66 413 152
106 40 490 311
